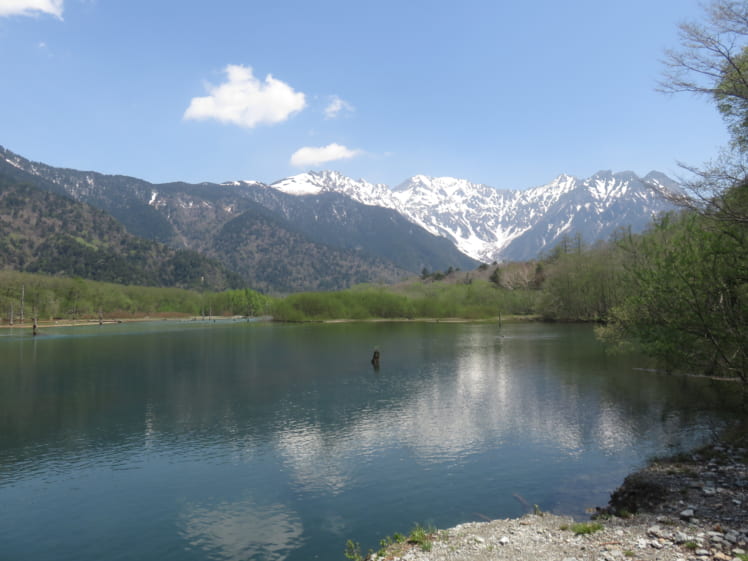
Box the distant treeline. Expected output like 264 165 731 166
0 232 648 325
268 281 537 322
0 271 268 321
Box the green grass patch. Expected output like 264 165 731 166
344 539 364 561
377 532 406 555
569 522 603 535
369 524 437 558
408 523 435 551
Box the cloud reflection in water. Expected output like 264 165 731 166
180 496 303 561
273 326 695 494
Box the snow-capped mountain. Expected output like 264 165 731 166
0 143 678 280
0 146 478 291
264 169 678 262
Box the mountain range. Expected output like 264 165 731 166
263 169 678 263
0 145 677 292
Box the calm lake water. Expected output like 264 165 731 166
0 320 740 561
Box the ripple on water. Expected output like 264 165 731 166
179 496 305 561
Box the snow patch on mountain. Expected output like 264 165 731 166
3 155 24 170
223 180 264 189
258 169 677 263
1 143 676 266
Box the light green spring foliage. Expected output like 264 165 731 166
600 207 748 382
267 281 539 322
536 235 630 322
0 271 269 320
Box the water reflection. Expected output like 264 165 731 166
0 321 742 561
180 496 304 561
277 326 697 467
391 326 729 461
276 424 353 495
267 324 738 513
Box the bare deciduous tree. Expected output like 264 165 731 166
660 1 748 107
656 1 748 222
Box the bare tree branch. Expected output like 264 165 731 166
655 0 748 227
658 1 748 107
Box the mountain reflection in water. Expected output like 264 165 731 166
0 321 739 561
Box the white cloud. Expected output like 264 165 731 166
184 64 306 129
324 95 354 119
290 143 362 167
0 0 63 18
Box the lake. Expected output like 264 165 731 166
0 320 740 561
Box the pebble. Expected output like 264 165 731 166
680 508 695 520
674 531 690 544
375 437 747 561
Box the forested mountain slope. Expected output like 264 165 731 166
0 176 242 290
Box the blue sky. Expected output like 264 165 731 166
0 0 730 190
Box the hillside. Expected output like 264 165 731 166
0 146 474 291
0 176 242 290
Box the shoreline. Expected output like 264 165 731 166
322 315 542 324
372 425 748 561
0 314 541 331
0 315 256 330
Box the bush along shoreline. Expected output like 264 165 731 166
362 422 748 561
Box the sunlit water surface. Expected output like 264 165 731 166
0 321 740 561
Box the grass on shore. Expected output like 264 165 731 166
345 523 437 561
560 522 604 535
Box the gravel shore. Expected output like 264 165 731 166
372 431 748 561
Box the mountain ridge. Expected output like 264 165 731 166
265 168 678 262
1 145 678 290
0 146 477 292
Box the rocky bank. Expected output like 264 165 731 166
372 430 748 561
